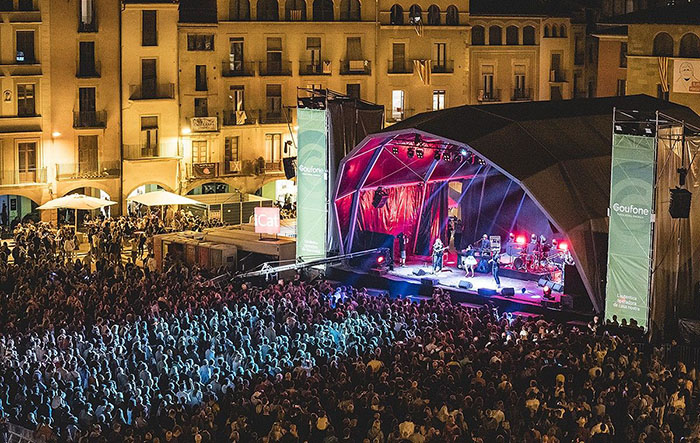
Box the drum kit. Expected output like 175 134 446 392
504 242 573 282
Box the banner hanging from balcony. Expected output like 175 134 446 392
192 162 217 178
191 117 218 132
296 108 328 261
604 134 656 330
672 59 700 94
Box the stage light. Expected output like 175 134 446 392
543 285 552 298
407 148 415 158
434 151 441 160
455 155 462 162
516 236 526 245
559 242 568 251
414 133 422 145
377 255 385 264
392 146 399 155
460 148 468 156
416 149 424 158
443 152 451 161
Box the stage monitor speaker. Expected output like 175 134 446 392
478 288 498 297
421 277 439 287
552 282 564 293
546 281 556 289
458 280 473 289
501 287 515 297
538 277 547 287
669 188 692 219
543 299 560 309
413 269 427 276
283 157 296 179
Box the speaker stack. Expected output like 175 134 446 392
669 187 692 219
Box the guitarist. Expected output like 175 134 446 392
432 238 446 274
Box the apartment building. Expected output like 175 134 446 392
586 25 628 98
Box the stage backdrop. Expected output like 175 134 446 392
605 134 656 329
297 108 328 261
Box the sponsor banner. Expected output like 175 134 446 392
605 134 655 329
191 117 218 131
296 108 328 261
673 59 700 94
254 207 281 234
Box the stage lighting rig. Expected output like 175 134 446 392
407 148 415 158
460 148 468 156
392 146 399 155
434 151 441 161
416 149 424 158
443 152 451 161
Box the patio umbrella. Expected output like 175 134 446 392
37 194 116 228
126 190 203 207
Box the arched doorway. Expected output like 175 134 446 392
61 187 112 227
0 194 40 235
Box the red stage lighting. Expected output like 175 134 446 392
559 242 568 251
377 255 385 264
516 236 526 245
543 285 552 298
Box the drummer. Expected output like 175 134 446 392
526 234 538 255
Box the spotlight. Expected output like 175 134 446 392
416 149 424 158
414 133 422 145
516 236 526 245
407 148 414 158
521 288 526 294
543 285 552 299
443 152 451 161
460 148 468 156
477 157 486 166
455 155 462 162
392 146 399 155
434 151 441 160
377 255 385 264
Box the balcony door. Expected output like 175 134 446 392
16 31 35 63
141 59 157 98
140 116 158 157
79 87 96 126
266 38 282 74
229 38 244 72
79 41 96 76
392 43 405 72
433 42 446 71
192 140 208 164
18 142 36 183
78 135 98 175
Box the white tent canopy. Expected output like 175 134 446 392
37 194 117 211
127 190 204 207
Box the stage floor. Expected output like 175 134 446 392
387 261 562 305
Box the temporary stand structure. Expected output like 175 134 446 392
37 194 117 229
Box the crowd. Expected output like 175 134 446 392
0 240 698 442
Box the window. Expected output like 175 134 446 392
313 0 334 21
620 42 628 68
346 83 360 99
653 32 673 57
506 26 518 45
140 116 159 156
257 0 279 20
78 87 96 125
266 84 282 117
391 89 404 121
18 142 36 183
390 4 403 25
194 98 208 117
427 5 439 25
79 0 96 32
679 33 700 58
17 84 35 116
225 137 240 165
616 79 626 96
18 0 33 10
523 26 535 45
573 73 581 98
445 5 458 25
481 65 494 98
346 37 362 60
408 4 421 23
229 38 244 73
195 65 208 91
187 35 215 51
141 59 157 98
230 85 245 111
514 64 526 99
266 134 282 162
550 53 562 82
142 11 157 46
472 26 485 45
489 26 502 45
544 25 550 38
192 141 208 164
285 0 306 20
551 25 558 38
575 36 585 65
266 37 283 73
78 135 98 174
432 90 445 110
229 0 251 20
78 41 96 77
340 0 360 21
306 37 322 68
433 43 446 71
16 31 35 63
559 25 566 38
391 42 406 73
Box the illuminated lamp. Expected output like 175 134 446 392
559 242 568 251
182 127 191 135
542 285 552 298
392 146 399 155
442 152 451 161
377 255 385 264
416 149 424 158
516 236 526 245
460 148 468 156
52 131 61 138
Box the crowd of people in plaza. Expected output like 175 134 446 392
0 233 698 443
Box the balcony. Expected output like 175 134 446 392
265 161 283 173
3 3 41 23
431 60 454 74
73 110 107 128
258 60 292 76
221 61 255 77
0 167 46 185
258 108 292 125
388 59 412 74
123 144 161 160
76 60 100 78
511 88 532 101
223 110 255 126
129 83 175 100
478 89 501 102
78 16 97 33
549 70 566 83
340 59 371 75
299 60 332 76
56 161 120 181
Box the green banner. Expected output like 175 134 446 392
605 134 656 329
296 108 328 261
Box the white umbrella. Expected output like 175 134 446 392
127 190 204 207
37 194 116 229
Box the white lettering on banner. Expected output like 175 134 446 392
298 165 325 175
612 202 651 218
191 117 218 132
254 207 281 234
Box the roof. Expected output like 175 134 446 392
608 2 700 25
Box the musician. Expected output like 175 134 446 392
432 238 445 274
488 252 502 288
504 232 518 256
397 232 408 267
538 235 551 255
479 234 491 254
463 244 477 278
526 234 538 255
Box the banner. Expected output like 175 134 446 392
296 108 328 261
673 59 700 93
254 207 280 235
605 134 656 329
